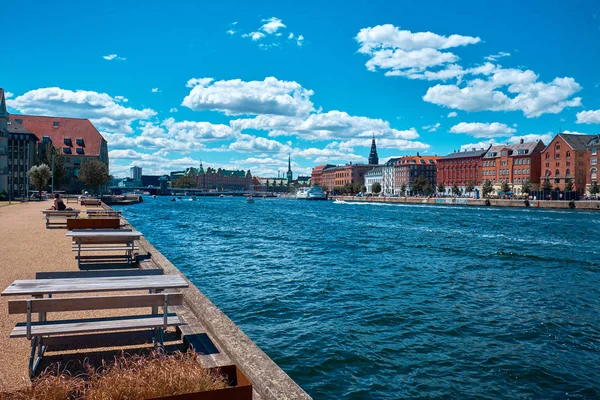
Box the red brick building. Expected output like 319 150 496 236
311 164 335 187
314 163 377 191
481 139 545 195
540 133 596 193
195 163 253 191
436 147 489 196
394 154 439 194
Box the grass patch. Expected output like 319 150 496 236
1 350 229 400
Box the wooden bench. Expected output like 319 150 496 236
80 199 101 206
8 293 184 377
41 210 80 228
68 230 142 267
35 269 163 280
86 209 122 218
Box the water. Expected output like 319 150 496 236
116 197 600 399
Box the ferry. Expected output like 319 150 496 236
299 185 327 200
246 194 255 203
296 187 310 199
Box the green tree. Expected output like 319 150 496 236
28 164 52 200
78 160 110 193
38 146 66 189
321 185 329 193
400 183 406 195
353 182 363 194
451 184 460 196
542 179 553 192
465 181 475 195
437 182 445 194
412 176 430 194
589 181 600 196
372 182 382 194
171 175 197 189
500 181 511 193
564 178 573 191
482 180 493 197
521 179 532 194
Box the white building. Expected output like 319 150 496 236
381 157 401 195
365 167 383 194
130 165 142 180
0 89 9 196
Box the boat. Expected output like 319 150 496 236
296 187 310 199
306 185 327 200
190 196 197 201
219 194 224 198
246 195 255 203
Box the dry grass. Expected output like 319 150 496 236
0 350 229 400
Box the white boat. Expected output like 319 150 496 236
296 187 310 199
246 195 255 203
306 185 327 200
190 196 197 201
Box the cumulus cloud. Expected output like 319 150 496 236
260 17 286 34
424 68 582 118
169 107 178 113
507 133 553 144
242 31 265 41
8 87 156 134
237 17 303 48
447 111 457 118
226 29 236 35
297 35 304 46
576 109 600 124
182 77 315 117
450 122 516 138
459 141 495 151
356 24 480 77
228 133 291 153
151 88 161 93
293 145 367 164
339 138 430 151
484 52 511 61
103 54 126 61
422 122 441 132
5 92 13 99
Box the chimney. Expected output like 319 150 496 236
416 152 420 157
520 138 524 144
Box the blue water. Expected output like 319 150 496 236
116 197 600 399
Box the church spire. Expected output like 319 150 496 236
368 134 379 165
286 152 293 184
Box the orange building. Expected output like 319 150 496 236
540 133 596 193
436 147 489 196
394 154 439 194
315 163 377 191
481 139 545 195
311 164 335 187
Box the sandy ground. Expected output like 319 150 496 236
0 200 162 390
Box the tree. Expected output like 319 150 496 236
412 176 429 195
564 178 573 191
400 183 406 195
542 179 553 192
500 181 511 194
171 176 197 189
372 182 382 194
482 180 493 197
437 182 445 194
465 181 475 195
451 184 460 196
321 185 329 193
352 182 363 194
521 179 532 194
78 160 110 193
590 181 600 196
28 164 52 200
37 146 66 189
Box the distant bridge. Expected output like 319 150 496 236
109 187 278 197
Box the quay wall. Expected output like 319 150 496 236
123 220 311 400
330 196 600 210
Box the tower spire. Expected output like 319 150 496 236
368 134 379 165
286 152 293 184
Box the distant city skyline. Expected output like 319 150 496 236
2 0 599 178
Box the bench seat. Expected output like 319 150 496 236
71 246 138 251
10 314 182 338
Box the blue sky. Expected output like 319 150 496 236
2 0 600 177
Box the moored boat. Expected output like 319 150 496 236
296 187 310 199
307 185 327 200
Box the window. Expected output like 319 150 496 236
502 161 507 166
593 148 598 155
591 168 597 181
545 152 550 159
555 154 560 159
74 158 81 165
566 151 571 158
555 143 561 151
565 169 571 176
76 138 85 146
15 118 22 124
502 151 507 156
63 147 72 154
63 138 72 146
53 121 59 128
592 158 597 165
555 169 560 177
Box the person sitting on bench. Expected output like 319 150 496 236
49 193 67 210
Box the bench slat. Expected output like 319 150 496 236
71 246 138 251
9 293 183 314
10 314 182 338
35 269 163 280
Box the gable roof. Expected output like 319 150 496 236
10 115 106 157
485 140 544 158
397 155 439 165
7 118 39 139
439 147 489 160
558 133 597 152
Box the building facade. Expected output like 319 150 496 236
196 163 253 191
381 157 401 196
481 139 545 195
540 133 595 193
13 115 109 191
587 136 600 193
130 166 142 180
7 119 39 199
364 167 383 193
394 154 439 195
319 163 377 191
311 164 335 187
0 89 9 197
437 147 489 196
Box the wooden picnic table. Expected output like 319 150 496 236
67 230 143 266
1 274 188 297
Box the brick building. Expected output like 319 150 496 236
481 139 545 195
437 147 489 196
317 163 377 191
310 164 335 187
7 119 39 199
394 154 439 195
588 136 600 193
196 163 253 191
540 133 596 193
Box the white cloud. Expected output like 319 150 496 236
447 111 457 118
422 122 441 132
260 17 286 34
242 32 266 41
484 52 511 61
339 138 430 151
151 88 161 93
288 33 294 39
186 77 214 88
576 109 600 124
356 24 480 76
297 35 304 46
114 95 128 103
8 87 155 134
182 77 315 117
169 107 178 113
424 68 582 118
459 141 495 151
293 145 367 164
103 54 126 61
226 29 236 35
507 133 553 144
228 134 291 153
5 92 13 99
450 122 516 138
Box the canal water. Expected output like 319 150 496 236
117 197 600 399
